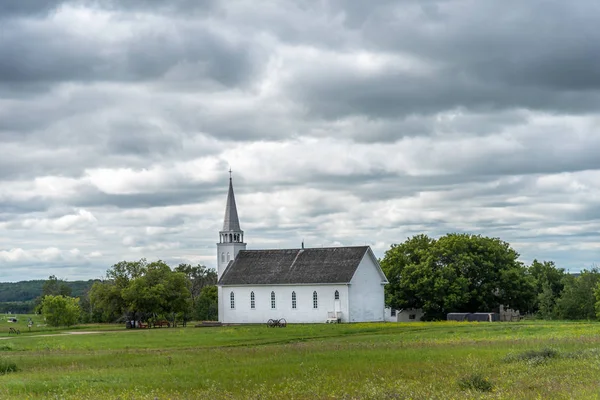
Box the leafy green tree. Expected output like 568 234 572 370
381 234 435 312
89 259 190 323
195 285 218 321
40 295 81 327
175 264 217 308
528 259 565 315
89 280 125 322
593 281 600 320
122 261 190 321
89 259 149 322
42 275 72 297
556 269 600 320
33 275 74 313
538 281 558 319
498 262 536 314
381 233 533 320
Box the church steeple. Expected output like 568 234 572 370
222 175 241 232
217 171 246 280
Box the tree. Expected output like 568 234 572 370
40 295 81 327
528 259 565 315
593 281 600 320
195 285 218 321
122 261 190 322
89 259 150 322
381 234 436 312
538 281 558 319
556 269 600 320
89 280 125 322
33 275 74 313
175 264 217 308
42 275 72 297
381 233 533 320
89 259 190 324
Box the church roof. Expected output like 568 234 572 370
218 246 371 285
222 177 241 232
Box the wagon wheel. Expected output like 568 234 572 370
278 318 287 328
267 319 275 328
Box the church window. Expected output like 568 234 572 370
230 292 235 309
334 290 339 300
271 291 276 309
229 233 233 242
291 291 297 309
391 309 396 317
313 291 318 309
250 292 255 309
221 252 225 262
227 252 230 262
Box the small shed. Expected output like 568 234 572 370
447 313 470 322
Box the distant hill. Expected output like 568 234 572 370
0 280 96 302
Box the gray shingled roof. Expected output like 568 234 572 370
218 246 371 285
222 178 241 232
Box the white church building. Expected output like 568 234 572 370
216 176 388 324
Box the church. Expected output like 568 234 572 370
216 176 388 324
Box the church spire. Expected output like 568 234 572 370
222 172 241 232
217 170 246 281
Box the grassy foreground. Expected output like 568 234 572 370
2 320 600 399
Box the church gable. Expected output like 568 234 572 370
218 246 369 285
350 247 388 284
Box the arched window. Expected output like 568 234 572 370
230 292 235 309
271 291 276 309
313 291 318 309
250 291 255 309
229 233 233 242
221 252 225 262
291 291 297 309
334 290 339 300
227 252 230 262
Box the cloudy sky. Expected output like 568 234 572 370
1 0 599 282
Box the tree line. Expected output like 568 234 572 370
381 233 600 320
14 233 600 326
33 260 218 327
0 278 95 313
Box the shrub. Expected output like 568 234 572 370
0 359 18 375
503 348 559 364
0 343 14 351
40 295 82 327
457 373 494 392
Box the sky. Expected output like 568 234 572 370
1 0 600 282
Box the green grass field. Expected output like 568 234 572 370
2 318 600 399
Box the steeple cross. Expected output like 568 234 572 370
229 167 232 179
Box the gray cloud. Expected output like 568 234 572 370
1 0 599 281
279 0 600 119
0 1 65 18
0 16 260 89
